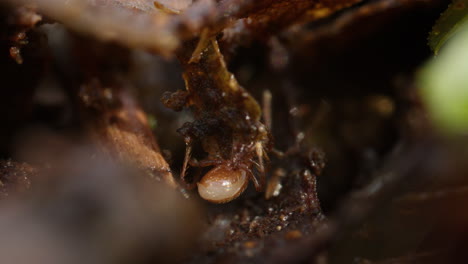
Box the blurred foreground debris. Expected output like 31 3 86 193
0 160 36 198
0 150 202 264
7 0 364 55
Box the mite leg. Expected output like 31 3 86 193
262 90 273 130
180 140 192 182
245 168 262 192
255 142 264 172
181 141 209 189
255 142 266 190
241 163 264 192
271 148 285 158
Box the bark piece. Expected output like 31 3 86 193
79 79 176 187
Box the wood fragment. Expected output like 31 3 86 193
78 79 176 188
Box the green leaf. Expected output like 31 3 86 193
429 0 468 54
420 27 468 134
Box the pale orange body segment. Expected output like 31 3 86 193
197 165 248 203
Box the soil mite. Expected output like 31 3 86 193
186 140 267 203
164 39 271 203
197 165 248 203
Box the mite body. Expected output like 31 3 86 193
188 138 269 203
197 165 248 203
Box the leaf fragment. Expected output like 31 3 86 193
429 0 468 54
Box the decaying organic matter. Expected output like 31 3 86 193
1 0 468 263
0 160 36 198
163 38 271 201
